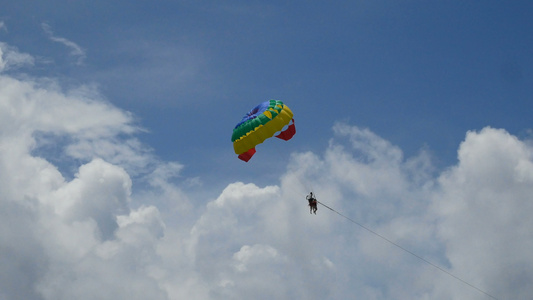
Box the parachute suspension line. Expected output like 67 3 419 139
316 200 500 300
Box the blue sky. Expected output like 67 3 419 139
1 1 532 299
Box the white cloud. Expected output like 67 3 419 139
1 42 531 300
233 244 285 272
41 23 86 65
0 42 34 72
0 44 171 300
47 158 132 240
433 127 533 299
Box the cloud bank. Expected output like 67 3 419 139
1 42 532 300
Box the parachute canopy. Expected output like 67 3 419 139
232 100 296 162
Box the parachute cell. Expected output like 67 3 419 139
232 100 296 162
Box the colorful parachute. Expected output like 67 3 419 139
232 100 296 162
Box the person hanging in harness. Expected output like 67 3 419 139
306 192 318 214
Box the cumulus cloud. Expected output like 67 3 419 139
41 23 86 65
0 44 173 299
433 128 533 299
1 41 531 300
